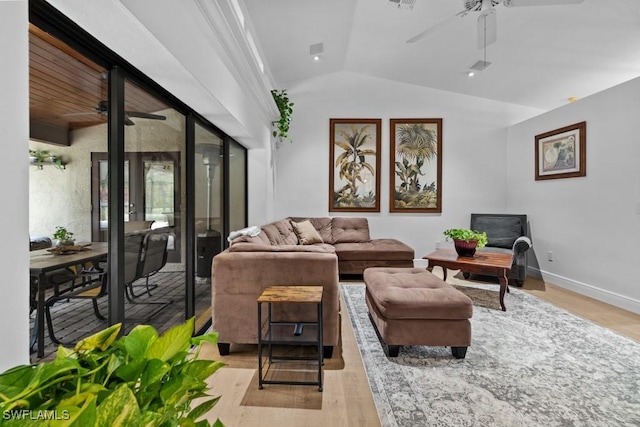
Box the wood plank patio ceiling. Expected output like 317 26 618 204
29 24 168 145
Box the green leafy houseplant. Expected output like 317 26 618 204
52 226 75 246
443 228 488 257
0 317 224 427
29 149 65 170
271 89 294 143
443 228 488 248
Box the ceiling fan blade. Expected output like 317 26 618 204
477 10 497 49
503 0 583 7
124 117 135 126
406 9 470 44
125 111 166 120
63 111 101 117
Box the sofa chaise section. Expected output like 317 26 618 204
212 243 340 358
291 217 415 275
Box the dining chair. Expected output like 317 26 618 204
126 229 170 299
124 230 173 321
43 262 108 346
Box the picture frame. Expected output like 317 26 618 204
389 118 442 213
535 121 586 180
329 119 381 212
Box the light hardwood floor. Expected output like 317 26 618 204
200 291 381 427
522 276 640 342
199 275 640 426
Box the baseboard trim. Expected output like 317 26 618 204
529 267 640 315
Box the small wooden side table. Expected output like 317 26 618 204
423 249 513 311
257 285 324 391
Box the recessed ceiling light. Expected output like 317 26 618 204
467 71 475 77
313 55 320 61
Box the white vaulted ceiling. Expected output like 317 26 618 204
243 0 640 112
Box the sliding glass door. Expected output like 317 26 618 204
228 138 247 233
29 3 249 359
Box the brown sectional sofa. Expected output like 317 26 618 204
211 216 414 357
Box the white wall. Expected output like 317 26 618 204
0 0 29 371
507 76 640 313
274 71 541 257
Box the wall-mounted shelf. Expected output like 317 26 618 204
30 159 66 170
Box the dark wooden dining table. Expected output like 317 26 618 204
29 242 108 357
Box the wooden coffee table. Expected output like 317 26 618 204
422 249 513 311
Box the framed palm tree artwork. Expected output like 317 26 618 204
390 118 442 213
329 119 381 212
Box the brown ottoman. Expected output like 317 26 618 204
363 267 473 358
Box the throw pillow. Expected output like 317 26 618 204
291 220 324 245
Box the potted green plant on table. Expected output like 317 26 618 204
53 226 75 247
0 317 225 426
443 228 488 257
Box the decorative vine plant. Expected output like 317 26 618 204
271 89 294 143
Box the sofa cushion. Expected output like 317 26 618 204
291 220 324 245
260 219 298 246
331 217 370 244
30 235 52 251
473 216 522 249
228 243 335 253
230 234 269 245
333 239 414 261
289 217 333 243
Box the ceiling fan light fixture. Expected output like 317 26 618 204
387 0 417 10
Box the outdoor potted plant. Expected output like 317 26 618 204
52 226 75 247
0 318 225 426
29 149 65 170
443 228 488 257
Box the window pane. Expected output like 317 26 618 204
229 139 247 233
124 79 186 334
194 123 224 325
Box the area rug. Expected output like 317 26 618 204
451 284 502 311
342 284 640 427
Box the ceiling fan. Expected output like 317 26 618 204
64 100 166 126
406 0 584 49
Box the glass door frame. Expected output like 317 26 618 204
30 0 248 335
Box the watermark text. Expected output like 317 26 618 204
3 409 70 420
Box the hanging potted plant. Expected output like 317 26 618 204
29 149 50 169
29 149 66 170
443 228 488 257
271 89 294 144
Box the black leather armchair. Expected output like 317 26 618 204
467 213 532 286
